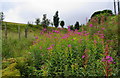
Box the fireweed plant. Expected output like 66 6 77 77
25 23 118 76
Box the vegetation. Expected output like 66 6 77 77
90 9 113 19
53 11 59 28
60 20 65 28
74 21 80 30
35 18 40 25
1 10 119 77
89 9 114 24
41 14 50 28
0 12 4 21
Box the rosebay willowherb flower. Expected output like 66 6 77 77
102 56 114 63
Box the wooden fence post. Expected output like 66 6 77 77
25 27 28 38
5 23 7 39
18 26 20 40
0 21 1 31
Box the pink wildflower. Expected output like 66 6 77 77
94 40 97 44
102 28 105 30
43 28 47 31
100 35 104 39
67 26 71 31
67 26 71 29
82 55 85 58
97 31 101 33
51 44 54 47
102 56 114 63
89 24 93 27
47 46 52 50
40 32 44 35
39 46 42 49
68 44 71 47
47 44 54 50
68 29 71 31
35 36 38 39
77 32 82 35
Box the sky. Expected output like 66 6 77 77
0 0 117 27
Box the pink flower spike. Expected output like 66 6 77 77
102 28 105 30
100 36 104 39
102 58 106 62
39 46 42 49
51 44 54 47
113 62 116 64
43 28 47 31
82 55 85 58
89 24 93 27
97 31 101 33
102 56 114 63
35 36 38 39
94 40 97 44
67 26 71 29
47 46 52 50
68 44 71 47
106 56 113 62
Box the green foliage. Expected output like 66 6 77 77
60 20 65 28
70 25 74 31
24 27 118 76
41 14 50 28
35 18 40 25
89 9 113 24
91 9 113 18
0 12 4 21
2 63 21 76
53 11 59 28
1 14 119 77
74 21 79 30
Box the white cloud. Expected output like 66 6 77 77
0 0 114 2
1 0 114 26
5 5 25 23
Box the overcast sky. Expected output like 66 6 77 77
0 0 116 27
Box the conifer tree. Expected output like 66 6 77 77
75 21 79 30
53 11 59 28
60 20 65 28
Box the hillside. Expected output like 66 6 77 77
1 15 119 77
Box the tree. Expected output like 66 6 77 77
90 9 113 19
0 12 4 21
53 11 59 28
74 21 79 30
27 21 33 27
0 12 4 30
89 9 113 23
41 14 50 28
60 20 65 28
70 25 74 31
35 18 40 25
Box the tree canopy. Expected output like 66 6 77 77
53 11 59 28
60 20 65 28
